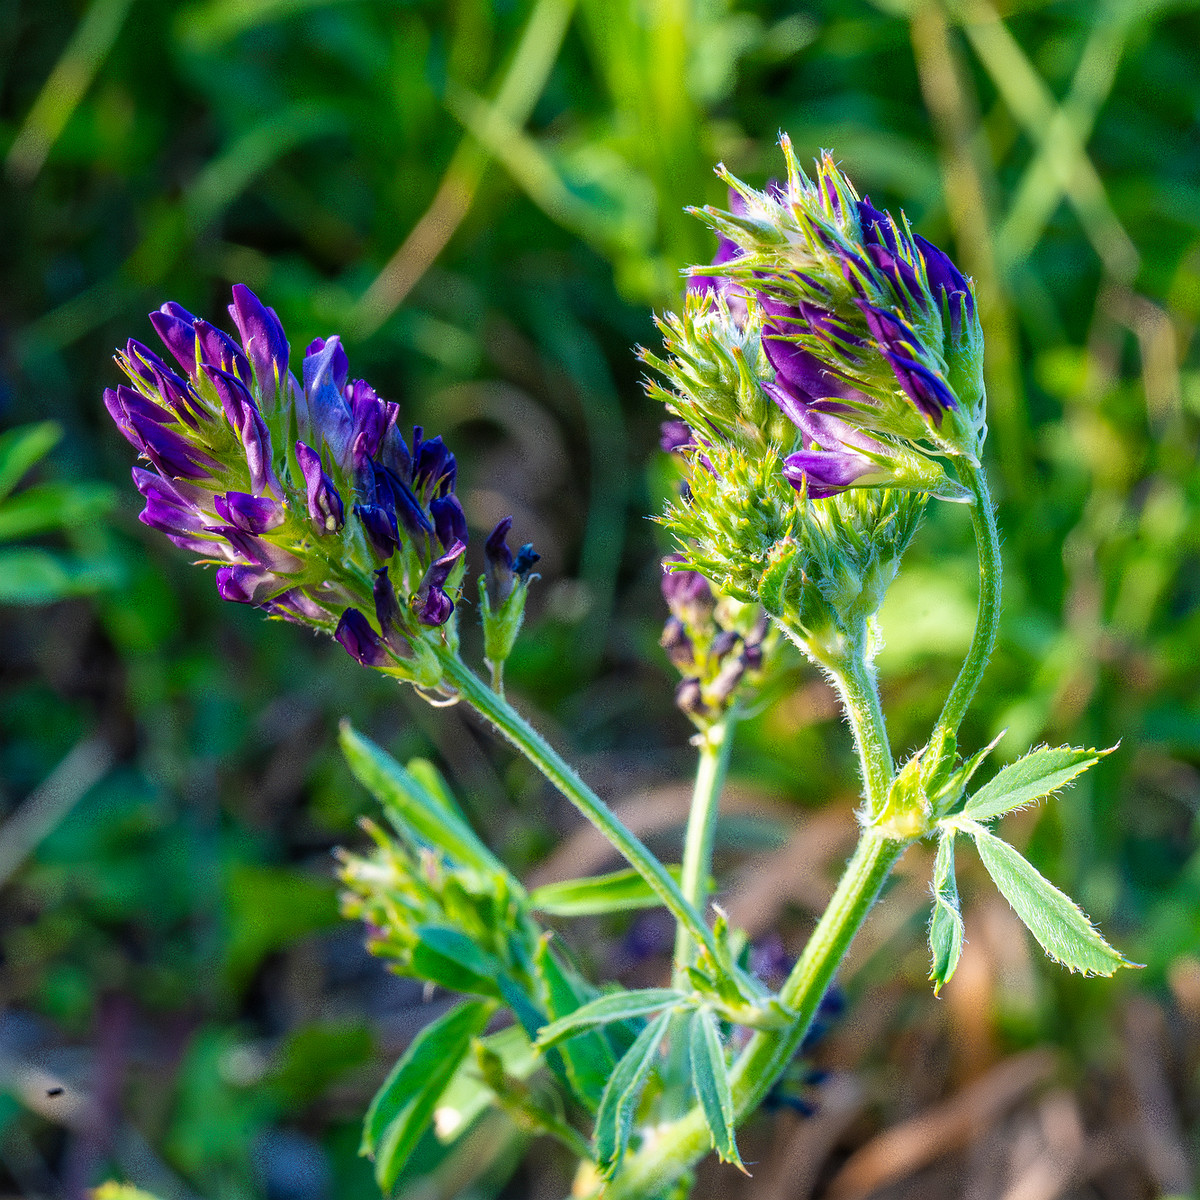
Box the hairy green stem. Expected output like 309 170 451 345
931 460 1002 759
672 713 737 982
826 649 894 814
437 651 717 960
604 829 907 1200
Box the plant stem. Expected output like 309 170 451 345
672 713 737 983
826 648 894 815
437 651 717 960
603 829 907 1200
931 460 1002 760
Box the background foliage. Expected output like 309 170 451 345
1 0 1198 1196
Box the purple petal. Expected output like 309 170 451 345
430 494 468 552
881 351 958 420
354 502 399 561
865 244 923 309
335 607 388 666
194 319 252 384
857 197 899 254
295 441 345 534
660 420 694 453
415 539 465 626
149 303 198 376
782 448 880 498
228 284 289 396
215 564 276 604
373 566 402 639
214 491 283 534
303 337 353 466
305 337 348 391
484 516 515 604
661 554 714 618
266 589 330 623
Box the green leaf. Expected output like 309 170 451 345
362 999 494 1192
593 1009 671 1177
533 936 614 1110
689 1009 744 1170
0 422 60 503
530 865 691 916
409 926 504 997
339 723 512 881
928 831 963 995
972 827 1137 976
434 1025 539 1144
963 744 1114 822
534 988 686 1050
0 481 113 541
405 757 469 822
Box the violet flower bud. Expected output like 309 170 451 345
335 608 389 666
354 503 399 562
414 540 465 626
295 441 344 534
214 491 283 534
148 302 198 375
228 284 289 397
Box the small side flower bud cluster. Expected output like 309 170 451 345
480 517 540 678
103 285 535 691
660 556 769 726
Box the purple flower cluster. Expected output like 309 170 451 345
660 556 766 723
104 285 525 675
680 149 982 501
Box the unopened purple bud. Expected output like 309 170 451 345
203 365 278 494
513 544 539 576
354 503 399 561
149 303 198 375
864 244 922 310
660 420 694 453
430 494 468 552
335 608 389 666
295 441 344 534
228 284 289 395
674 677 709 719
347 381 396 471
216 563 276 604
662 555 714 624
106 386 219 480
484 517 515 605
266 589 330 624
303 337 353 466
881 351 957 421
857 197 899 254
372 464 432 540
373 567 402 641
194 319 252 385
412 431 455 499
214 491 283 534
415 540 464 626
913 233 974 329
306 337 348 391
660 616 695 671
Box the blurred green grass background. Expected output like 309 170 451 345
0 0 1198 1196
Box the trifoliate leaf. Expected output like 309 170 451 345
962 744 1114 822
928 830 963 995
971 827 1137 976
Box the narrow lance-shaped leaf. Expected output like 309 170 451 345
0 421 61 503
340 723 513 880
689 1009 746 1171
530 865 693 916
963 745 1114 823
409 926 504 997
972 827 1137 977
363 999 495 1192
928 831 963 995
533 936 614 1111
535 988 687 1050
594 1009 672 1177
